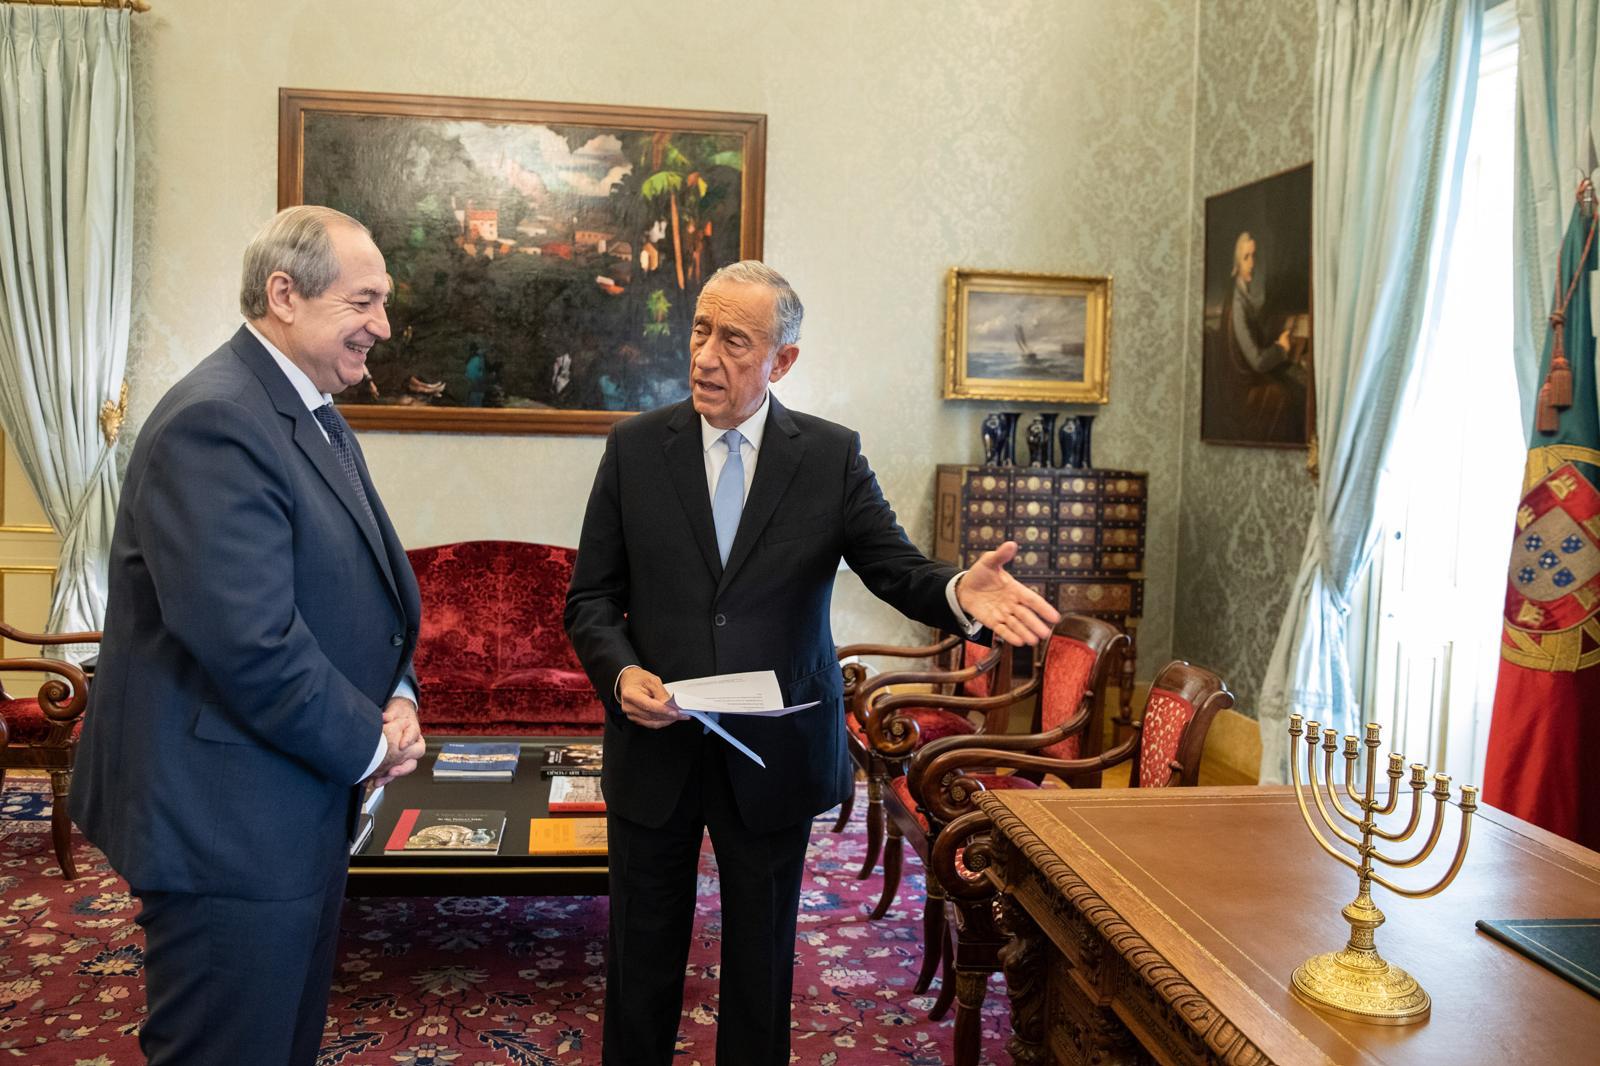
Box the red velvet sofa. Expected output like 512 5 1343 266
404 540 603 735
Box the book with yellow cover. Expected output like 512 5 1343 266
528 817 607 855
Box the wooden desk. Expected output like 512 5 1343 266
975 786 1600 1065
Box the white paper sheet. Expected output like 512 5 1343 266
663 670 822 768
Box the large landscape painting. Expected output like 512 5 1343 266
279 89 766 434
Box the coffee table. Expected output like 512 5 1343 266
347 735 608 896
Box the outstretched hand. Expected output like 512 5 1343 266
954 541 1061 646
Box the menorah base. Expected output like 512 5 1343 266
1291 947 1431 1025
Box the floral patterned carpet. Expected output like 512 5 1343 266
0 777 1007 1064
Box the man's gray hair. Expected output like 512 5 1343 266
239 205 370 319
706 260 804 346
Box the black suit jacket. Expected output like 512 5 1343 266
71 326 422 899
564 397 959 832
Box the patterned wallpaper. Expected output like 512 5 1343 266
1172 0 1319 717
124 0 1200 673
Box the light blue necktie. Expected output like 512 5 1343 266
712 428 745 565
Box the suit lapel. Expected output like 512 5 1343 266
718 396 804 594
229 328 403 611
663 401 724 581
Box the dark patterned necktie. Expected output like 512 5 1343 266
312 403 379 531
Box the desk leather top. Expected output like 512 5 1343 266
981 786 1600 1066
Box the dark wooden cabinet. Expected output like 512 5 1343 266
933 464 1145 718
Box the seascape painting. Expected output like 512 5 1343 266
964 290 1088 383
944 270 1110 404
279 89 766 434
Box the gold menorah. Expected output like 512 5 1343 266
1287 715 1478 1024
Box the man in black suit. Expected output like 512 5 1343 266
70 206 427 1066
565 260 1059 1064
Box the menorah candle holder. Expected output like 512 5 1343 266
1287 715 1478 1025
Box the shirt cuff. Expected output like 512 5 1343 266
614 665 639 702
356 681 420 783
946 571 983 637
358 733 387 783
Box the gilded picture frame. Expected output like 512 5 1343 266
943 268 1111 404
278 88 766 435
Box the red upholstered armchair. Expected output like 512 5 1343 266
836 635 1020 884
405 541 603 735
0 620 99 880
925 659 1233 1066
881 615 1127 1014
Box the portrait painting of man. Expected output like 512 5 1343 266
1201 164 1313 447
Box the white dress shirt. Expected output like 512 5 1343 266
245 321 414 782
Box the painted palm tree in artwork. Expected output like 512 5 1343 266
637 133 742 291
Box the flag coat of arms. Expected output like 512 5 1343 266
1484 187 1600 851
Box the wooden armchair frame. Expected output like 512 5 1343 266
0 620 100 879
834 634 1013 881
885 615 1126 1017
924 659 1233 1066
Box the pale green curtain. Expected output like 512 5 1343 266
1514 0 1600 426
0 6 133 640
1257 0 1482 783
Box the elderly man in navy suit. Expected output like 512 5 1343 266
71 206 428 1066
566 260 1060 1064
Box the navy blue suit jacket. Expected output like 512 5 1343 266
71 327 422 899
564 397 959 833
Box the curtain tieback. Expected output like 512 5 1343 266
98 381 128 445
1538 180 1598 433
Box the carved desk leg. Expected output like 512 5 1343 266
997 892 1048 1065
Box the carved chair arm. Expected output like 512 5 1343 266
839 634 962 702
0 656 91 731
907 699 1094 811
916 727 1144 824
929 808 1002 903
837 634 961 662
0 621 101 647
862 669 1039 758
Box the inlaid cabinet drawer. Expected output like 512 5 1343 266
1100 526 1143 549
1056 524 1097 548
962 470 1010 498
1057 499 1099 522
1103 500 1143 524
1057 474 1100 497
1011 471 1055 497
965 497 1008 521
1054 580 1141 615
1054 548 1097 572
1097 549 1142 572
1012 497 1053 521
1011 523 1053 547
963 521 1010 548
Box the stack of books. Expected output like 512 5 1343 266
433 742 521 782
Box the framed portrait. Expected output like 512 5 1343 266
278 88 767 435
943 269 1111 404
1201 163 1313 447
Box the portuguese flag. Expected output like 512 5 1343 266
1483 186 1600 851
